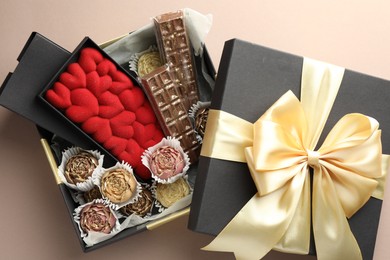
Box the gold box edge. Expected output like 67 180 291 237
146 207 190 230
40 138 62 185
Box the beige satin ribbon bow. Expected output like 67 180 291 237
201 58 387 260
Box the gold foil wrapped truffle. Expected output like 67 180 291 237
65 151 98 184
79 202 117 234
156 177 190 207
137 51 162 77
100 168 137 204
120 187 153 217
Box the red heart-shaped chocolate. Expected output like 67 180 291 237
45 82 71 109
103 136 128 157
141 129 164 152
86 71 112 97
109 70 133 95
98 91 124 118
119 88 145 112
96 59 116 76
110 111 136 139
117 139 143 168
66 89 99 123
78 48 104 73
82 116 112 143
133 122 159 149
135 103 157 125
59 63 86 90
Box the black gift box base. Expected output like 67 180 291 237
1 32 215 252
189 38 390 259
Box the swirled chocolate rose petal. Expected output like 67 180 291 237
79 202 117 234
150 146 185 180
100 168 137 204
83 186 102 203
194 107 209 138
156 177 190 208
120 187 153 217
65 151 98 184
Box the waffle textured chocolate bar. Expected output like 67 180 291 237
154 10 199 111
141 65 200 163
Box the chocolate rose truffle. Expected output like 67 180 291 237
83 186 102 203
65 151 98 184
79 202 117 234
100 168 137 204
137 51 162 77
150 146 185 180
194 107 209 138
156 177 190 208
120 187 153 217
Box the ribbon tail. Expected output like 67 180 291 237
313 167 362 260
204 153 310 259
274 170 311 255
203 190 294 259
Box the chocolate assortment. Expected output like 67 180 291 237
0 8 214 250
154 10 200 111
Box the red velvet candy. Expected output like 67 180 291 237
135 103 157 125
45 82 71 109
110 111 136 139
78 48 104 73
59 63 86 90
96 59 116 76
119 88 145 112
66 88 99 123
104 136 128 156
45 47 164 180
98 91 124 118
86 71 112 97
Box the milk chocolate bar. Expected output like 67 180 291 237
141 65 200 163
154 10 199 111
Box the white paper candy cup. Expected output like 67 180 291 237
58 147 104 192
141 137 190 184
92 162 142 210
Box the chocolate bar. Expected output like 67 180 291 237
154 10 199 111
141 65 200 163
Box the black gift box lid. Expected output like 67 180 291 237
0 32 105 152
189 39 390 259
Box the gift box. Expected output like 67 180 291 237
0 9 215 252
189 39 390 259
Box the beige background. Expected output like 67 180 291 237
1 0 390 259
